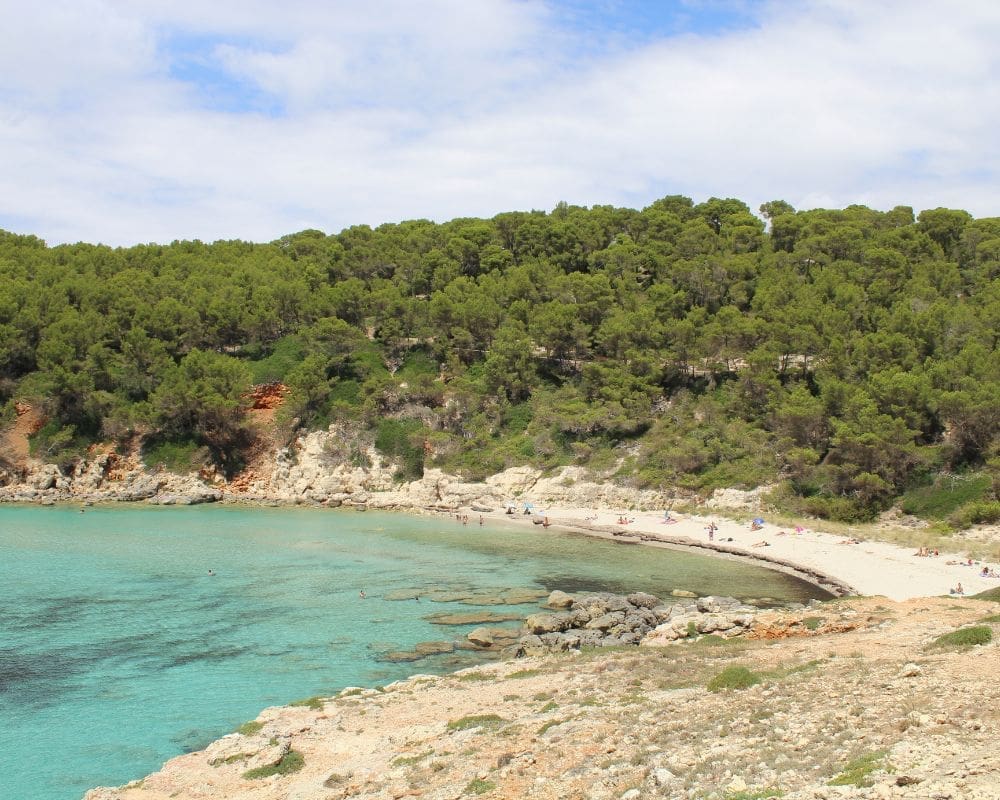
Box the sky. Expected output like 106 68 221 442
0 0 997 246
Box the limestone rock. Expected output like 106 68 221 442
524 612 573 634
467 628 496 647
546 590 576 609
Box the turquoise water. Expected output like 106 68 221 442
0 505 827 799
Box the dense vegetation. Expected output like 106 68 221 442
1 197 998 521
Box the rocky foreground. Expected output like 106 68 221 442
86 595 999 800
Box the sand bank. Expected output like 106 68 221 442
472 505 998 601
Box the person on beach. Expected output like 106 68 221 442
479 515 484 526
752 540 770 547
950 582 964 595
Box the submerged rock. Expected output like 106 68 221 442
427 611 525 625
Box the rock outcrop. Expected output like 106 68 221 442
84 596 1000 800
514 591 756 655
0 423 686 510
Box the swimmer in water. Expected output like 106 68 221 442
359 589 367 599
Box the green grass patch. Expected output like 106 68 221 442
242 749 305 779
802 616 825 631
978 614 1000 624
289 695 325 710
900 474 991 520
446 714 507 732
506 669 542 679
539 701 558 712
927 625 992 650
391 751 433 768
827 750 888 787
463 778 496 795
210 752 253 766
537 719 565 735
971 587 1000 601
723 790 784 800
235 721 263 736
456 672 492 682
707 665 761 693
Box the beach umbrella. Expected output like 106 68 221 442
753 517 765 525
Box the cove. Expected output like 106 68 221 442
0 505 827 800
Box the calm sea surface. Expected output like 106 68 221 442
0 505 827 799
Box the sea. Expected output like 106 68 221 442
0 504 829 800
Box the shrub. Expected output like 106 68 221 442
374 418 426 480
142 436 206 473
707 665 761 692
927 625 992 650
901 473 991 519
949 500 1000 529
248 335 306 384
242 750 305 779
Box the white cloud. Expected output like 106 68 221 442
0 0 997 245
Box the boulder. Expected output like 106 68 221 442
626 591 661 609
586 611 625 631
31 465 62 490
545 590 575 609
524 612 573 634
467 627 496 647
671 589 698 598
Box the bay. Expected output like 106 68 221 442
0 505 826 799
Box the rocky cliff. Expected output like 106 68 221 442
0 423 710 512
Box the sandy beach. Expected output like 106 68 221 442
475 504 999 601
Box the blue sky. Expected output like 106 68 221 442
0 0 996 245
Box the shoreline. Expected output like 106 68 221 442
465 504 998 601
3 490 998 600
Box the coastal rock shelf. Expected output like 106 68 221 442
84 596 1000 800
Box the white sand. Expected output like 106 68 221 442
474 505 998 601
